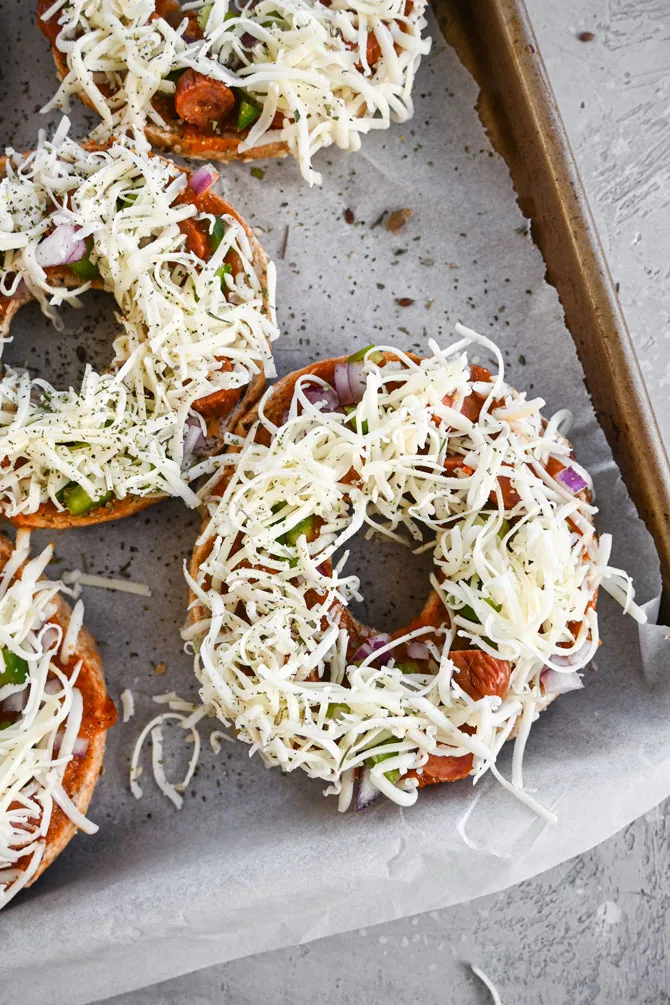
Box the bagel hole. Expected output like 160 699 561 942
4 291 119 390
343 529 436 634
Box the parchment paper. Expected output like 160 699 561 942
0 3 668 1003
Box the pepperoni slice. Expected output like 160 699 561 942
192 385 242 418
350 31 383 71
357 33 382 69
152 0 184 27
460 390 486 423
468 364 492 383
450 649 511 700
193 359 242 418
174 70 235 127
179 218 210 260
37 0 61 42
412 752 474 787
545 455 566 479
493 475 522 509
444 455 474 475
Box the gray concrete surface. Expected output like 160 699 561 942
93 1 668 1002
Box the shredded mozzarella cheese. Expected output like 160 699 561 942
129 692 209 806
39 0 431 184
63 570 152 597
120 688 135 722
0 120 278 518
0 534 95 909
185 325 644 813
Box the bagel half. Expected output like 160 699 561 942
36 0 288 165
187 344 595 806
0 144 274 528
36 0 430 183
0 533 115 905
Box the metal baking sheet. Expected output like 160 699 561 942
438 0 670 612
0 1 668 1002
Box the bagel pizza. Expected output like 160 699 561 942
0 531 115 908
0 121 278 528
185 326 644 813
37 0 431 185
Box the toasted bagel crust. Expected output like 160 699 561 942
0 534 114 888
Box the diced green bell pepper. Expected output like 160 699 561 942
261 10 284 26
343 404 368 435
215 262 233 288
117 190 139 208
0 649 29 686
210 216 226 254
237 99 262 132
347 344 384 364
56 482 113 516
198 2 213 29
279 515 314 547
367 740 401 784
69 237 99 282
394 661 420 674
326 702 350 719
367 749 400 785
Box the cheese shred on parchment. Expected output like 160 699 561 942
186 325 645 814
63 570 152 598
471 965 503 1005
0 531 95 910
40 0 431 185
120 688 135 722
0 121 278 519
129 692 209 808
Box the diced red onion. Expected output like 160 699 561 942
333 362 367 406
35 224 87 268
550 653 577 669
334 363 355 405
406 640 430 660
355 766 381 811
184 415 206 455
1 690 27 713
182 33 198 43
304 383 340 413
550 641 590 669
40 625 60 651
53 732 88 757
556 466 588 494
241 31 257 46
44 679 62 695
352 633 393 665
541 668 584 695
347 362 367 402
189 164 219 196
72 736 89 758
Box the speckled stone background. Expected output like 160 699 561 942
95 2 669 1003
95 2 670 1003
